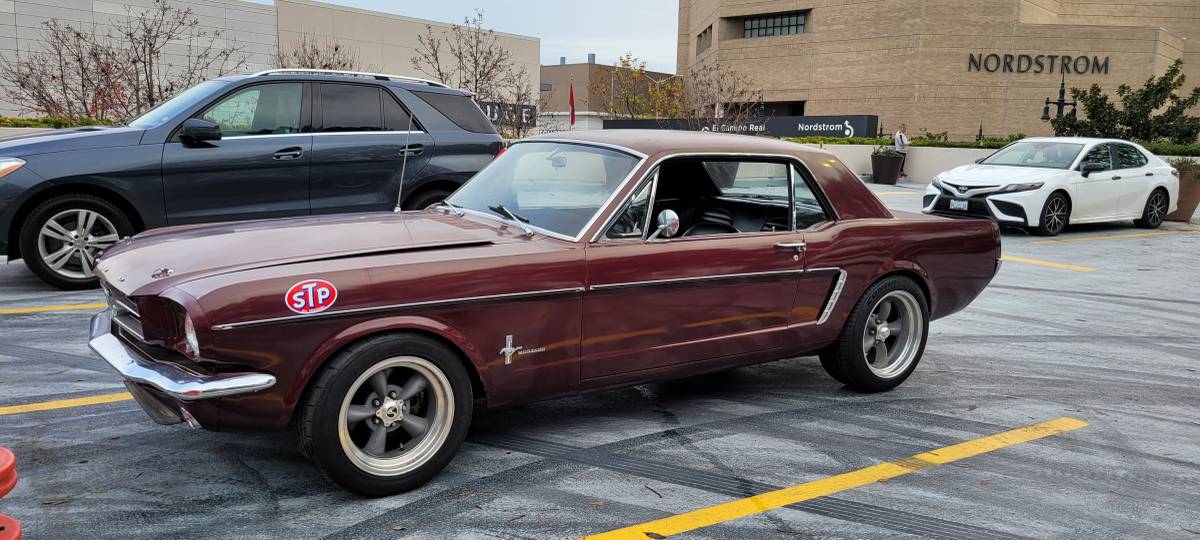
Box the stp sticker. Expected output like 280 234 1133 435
286 279 338 314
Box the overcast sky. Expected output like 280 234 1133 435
254 0 680 73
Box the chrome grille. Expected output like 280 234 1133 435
103 282 144 341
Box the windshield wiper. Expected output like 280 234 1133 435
487 204 533 236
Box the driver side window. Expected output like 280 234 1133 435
201 83 302 137
1080 144 1112 172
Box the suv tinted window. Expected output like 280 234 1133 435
320 84 381 132
201 83 302 136
383 92 415 131
412 91 497 134
1080 144 1112 171
1113 144 1148 169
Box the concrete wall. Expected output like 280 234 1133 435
275 0 539 95
0 0 278 116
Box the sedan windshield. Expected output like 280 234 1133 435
981 141 1084 169
446 142 641 239
127 80 226 129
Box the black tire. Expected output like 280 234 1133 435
1032 192 1070 237
19 194 134 290
298 333 473 497
403 188 453 211
1133 188 1168 229
818 276 929 392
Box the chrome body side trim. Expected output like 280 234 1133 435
211 287 587 331
90 310 276 401
222 130 425 141
588 268 808 291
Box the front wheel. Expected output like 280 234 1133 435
819 276 928 392
403 189 453 211
1032 192 1069 236
19 194 133 289
298 334 473 496
1133 189 1168 229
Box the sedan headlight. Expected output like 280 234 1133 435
997 182 1044 193
0 157 25 178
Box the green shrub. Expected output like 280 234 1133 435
0 116 113 128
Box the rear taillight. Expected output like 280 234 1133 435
494 146 506 159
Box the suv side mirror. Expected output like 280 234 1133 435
647 209 680 241
1080 162 1105 177
180 118 222 145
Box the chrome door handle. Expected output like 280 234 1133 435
400 144 423 156
273 147 303 160
775 242 807 253
1145 172 1153 177
1111 175 1121 180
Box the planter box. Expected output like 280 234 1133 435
870 154 903 185
1166 170 1198 222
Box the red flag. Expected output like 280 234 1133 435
568 83 576 127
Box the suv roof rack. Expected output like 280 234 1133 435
253 68 447 88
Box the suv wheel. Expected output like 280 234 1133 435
19 194 133 289
404 189 452 211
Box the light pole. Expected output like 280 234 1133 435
1041 71 1076 124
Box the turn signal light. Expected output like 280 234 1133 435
0 158 24 179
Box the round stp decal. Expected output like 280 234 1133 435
286 279 338 314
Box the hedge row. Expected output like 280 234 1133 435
782 136 1200 157
0 116 112 128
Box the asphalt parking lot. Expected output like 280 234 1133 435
2 184 1199 539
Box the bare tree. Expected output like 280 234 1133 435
0 0 247 121
681 62 764 133
410 9 533 136
279 31 360 71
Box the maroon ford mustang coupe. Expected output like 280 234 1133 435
89 130 1001 495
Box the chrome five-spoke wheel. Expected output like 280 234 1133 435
338 356 454 476
861 290 924 379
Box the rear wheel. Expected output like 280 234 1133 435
1133 189 1168 229
1033 192 1069 236
403 188 453 211
19 194 132 289
298 334 472 496
819 276 928 392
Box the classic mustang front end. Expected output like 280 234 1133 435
89 281 276 428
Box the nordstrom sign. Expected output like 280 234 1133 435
968 53 1110 75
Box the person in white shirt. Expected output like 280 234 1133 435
893 124 910 178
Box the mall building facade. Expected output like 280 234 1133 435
0 0 539 116
677 0 1197 140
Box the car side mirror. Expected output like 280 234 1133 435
647 209 680 241
179 118 222 145
1080 162 1105 177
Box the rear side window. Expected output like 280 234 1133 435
412 91 497 134
383 92 415 131
1113 144 1148 169
320 84 382 132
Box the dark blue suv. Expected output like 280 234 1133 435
0 69 503 289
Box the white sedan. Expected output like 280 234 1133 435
922 137 1179 236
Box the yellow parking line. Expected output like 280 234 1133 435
1032 229 1200 245
0 302 106 315
585 417 1087 540
0 392 132 416
1000 255 1096 272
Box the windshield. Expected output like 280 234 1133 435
127 80 226 129
446 142 641 239
981 141 1084 169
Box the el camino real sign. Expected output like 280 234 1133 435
968 52 1110 75
603 115 879 138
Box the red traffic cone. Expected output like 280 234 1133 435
0 447 21 540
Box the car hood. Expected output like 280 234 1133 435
0 126 146 157
937 164 1063 186
95 211 510 296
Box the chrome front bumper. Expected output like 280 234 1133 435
89 309 277 404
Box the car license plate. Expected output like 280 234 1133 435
949 199 969 211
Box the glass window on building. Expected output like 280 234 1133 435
697 25 713 54
743 12 806 38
